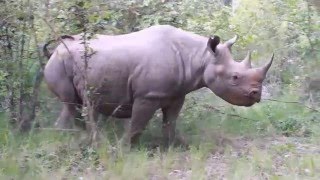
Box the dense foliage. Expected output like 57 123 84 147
1 0 319 132
0 0 319 178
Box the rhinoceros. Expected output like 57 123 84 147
43 25 273 147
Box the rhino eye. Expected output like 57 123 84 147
232 75 239 80
230 73 241 84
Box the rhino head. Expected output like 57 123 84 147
203 35 273 107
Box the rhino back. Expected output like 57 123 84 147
61 25 205 105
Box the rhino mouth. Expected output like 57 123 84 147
243 95 260 107
238 99 256 107
243 101 256 107
226 95 257 107
236 92 258 107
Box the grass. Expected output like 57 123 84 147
0 90 320 179
228 140 320 179
1 132 319 179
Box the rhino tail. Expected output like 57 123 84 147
43 35 75 59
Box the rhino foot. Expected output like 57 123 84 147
55 117 73 129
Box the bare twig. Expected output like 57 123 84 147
264 98 320 112
27 13 46 129
17 0 29 130
40 16 74 58
202 104 256 121
34 128 81 132
60 101 133 107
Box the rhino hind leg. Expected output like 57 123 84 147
111 105 133 118
56 103 78 129
55 90 81 129
45 73 81 129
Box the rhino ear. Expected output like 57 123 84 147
207 36 220 54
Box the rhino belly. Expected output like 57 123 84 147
72 73 131 116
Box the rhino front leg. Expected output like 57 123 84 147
122 98 159 148
162 96 186 149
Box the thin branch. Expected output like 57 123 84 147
40 16 73 58
0 14 16 26
34 128 81 132
263 98 320 112
202 104 256 121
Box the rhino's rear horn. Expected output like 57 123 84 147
241 51 252 68
226 35 237 49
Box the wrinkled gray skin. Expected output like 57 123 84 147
44 25 273 147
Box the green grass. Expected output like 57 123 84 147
0 90 320 179
1 130 319 179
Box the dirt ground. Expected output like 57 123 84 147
166 136 320 180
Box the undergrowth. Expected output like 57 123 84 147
0 89 319 179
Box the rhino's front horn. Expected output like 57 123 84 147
261 53 274 76
242 51 252 68
226 35 237 49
